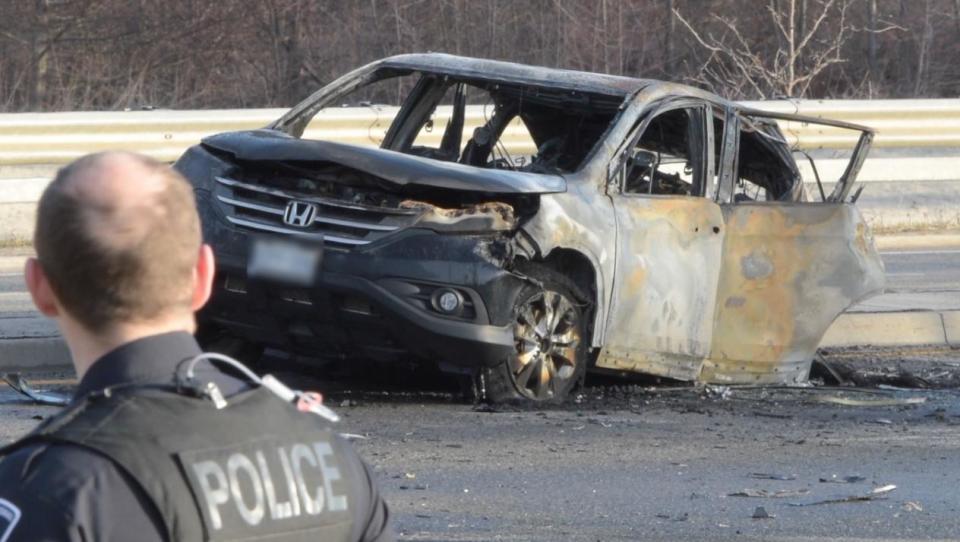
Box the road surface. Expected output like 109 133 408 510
2 368 960 541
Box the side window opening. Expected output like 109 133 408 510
734 116 803 202
624 107 705 196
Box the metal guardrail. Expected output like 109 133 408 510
1 100 959 167
742 99 960 149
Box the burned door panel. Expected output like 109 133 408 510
597 197 725 380
704 203 885 383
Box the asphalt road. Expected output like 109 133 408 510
853 247 960 312
3 365 960 541
882 248 960 291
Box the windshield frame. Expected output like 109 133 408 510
270 62 632 176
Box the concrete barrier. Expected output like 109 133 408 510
943 311 960 348
820 311 953 347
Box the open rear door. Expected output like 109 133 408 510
703 110 884 384
740 107 876 204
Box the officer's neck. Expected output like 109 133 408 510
58 313 197 379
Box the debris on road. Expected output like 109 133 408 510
789 484 897 506
399 483 429 491
753 411 794 419
810 355 848 386
815 395 926 407
730 488 810 498
824 359 931 388
815 348 960 389
902 501 923 513
749 473 797 481
2 373 69 405
655 512 691 522
702 385 732 400
869 418 894 425
819 475 867 484
752 506 775 519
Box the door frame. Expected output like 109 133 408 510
598 98 727 379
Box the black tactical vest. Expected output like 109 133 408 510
1 386 358 541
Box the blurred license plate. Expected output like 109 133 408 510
247 238 321 286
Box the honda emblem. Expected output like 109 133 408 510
283 200 318 228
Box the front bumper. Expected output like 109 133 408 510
195 190 525 369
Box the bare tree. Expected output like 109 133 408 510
676 0 855 98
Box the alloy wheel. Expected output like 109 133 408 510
510 289 582 400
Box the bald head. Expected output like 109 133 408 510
34 151 202 333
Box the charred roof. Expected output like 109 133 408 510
375 53 655 97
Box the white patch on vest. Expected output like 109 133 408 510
0 498 22 542
190 440 348 531
191 461 230 530
227 453 266 526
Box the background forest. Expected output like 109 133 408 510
1 0 958 112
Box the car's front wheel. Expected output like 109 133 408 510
482 264 588 403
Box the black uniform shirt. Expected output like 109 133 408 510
0 331 393 542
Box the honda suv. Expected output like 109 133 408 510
174 54 884 403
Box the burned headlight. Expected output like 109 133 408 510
402 200 516 233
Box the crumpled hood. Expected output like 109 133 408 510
201 129 566 195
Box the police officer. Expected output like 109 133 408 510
0 152 394 541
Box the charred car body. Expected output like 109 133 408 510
175 54 884 402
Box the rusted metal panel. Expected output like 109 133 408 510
704 203 885 383
519 185 617 348
595 347 703 381
592 199 883 385
596 197 725 375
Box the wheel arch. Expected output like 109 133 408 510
520 247 605 349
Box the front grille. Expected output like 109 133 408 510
213 176 420 248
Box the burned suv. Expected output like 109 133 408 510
175 54 884 403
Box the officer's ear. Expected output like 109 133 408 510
191 244 216 312
24 257 60 318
